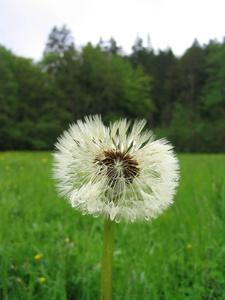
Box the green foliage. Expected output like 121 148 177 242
129 38 176 126
0 152 224 299
44 25 73 57
98 37 122 56
201 42 225 119
154 41 225 152
1 26 225 152
42 36 153 123
0 45 73 150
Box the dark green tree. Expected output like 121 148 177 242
98 37 122 56
0 45 58 149
0 46 19 149
44 25 73 57
201 41 225 119
78 43 154 121
129 36 176 126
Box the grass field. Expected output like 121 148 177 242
0 152 224 300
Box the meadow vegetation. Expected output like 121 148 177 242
0 152 224 299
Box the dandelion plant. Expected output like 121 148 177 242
53 116 179 300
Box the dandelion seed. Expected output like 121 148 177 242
187 244 192 249
65 237 70 243
34 254 43 260
42 158 47 163
39 277 46 283
53 116 179 223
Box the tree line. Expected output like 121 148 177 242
0 25 224 152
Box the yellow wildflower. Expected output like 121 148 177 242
34 254 43 260
0 156 4 161
42 158 47 163
187 244 192 250
39 277 46 283
5 165 10 170
20 166 24 171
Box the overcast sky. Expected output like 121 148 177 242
1 0 225 61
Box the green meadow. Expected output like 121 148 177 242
0 152 224 300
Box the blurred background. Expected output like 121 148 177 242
0 0 225 152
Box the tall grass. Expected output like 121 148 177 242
0 152 224 299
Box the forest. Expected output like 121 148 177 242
0 25 225 152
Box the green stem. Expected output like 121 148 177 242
101 217 115 300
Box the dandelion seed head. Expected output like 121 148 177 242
53 116 179 223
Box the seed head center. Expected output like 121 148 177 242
94 150 139 185
114 159 123 169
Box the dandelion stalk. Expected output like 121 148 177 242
101 217 115 300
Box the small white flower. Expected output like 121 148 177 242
53 116 179 223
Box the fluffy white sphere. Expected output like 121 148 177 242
53 116 179 223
